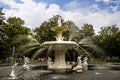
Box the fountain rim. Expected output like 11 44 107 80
42 41 78 45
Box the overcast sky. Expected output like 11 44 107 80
0 0 120 33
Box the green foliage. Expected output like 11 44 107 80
0 8 6 40
0 16 31 60
5 17 30 38
0 8 8 59
95 25 120 57
80 24 95 38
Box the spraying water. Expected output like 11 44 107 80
9 62 18 80
79 37 105 55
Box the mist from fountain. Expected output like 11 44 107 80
32 48 46 59
79 37 105 56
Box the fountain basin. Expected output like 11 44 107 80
42 41 78 49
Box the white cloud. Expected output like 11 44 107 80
109 5 118 11
95 0 111 3
1 0 120 33
95 0 101 2
103 0 110 2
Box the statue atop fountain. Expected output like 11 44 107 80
50 16 68 41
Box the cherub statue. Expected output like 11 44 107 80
82 56 88 71
73 55 83 72
47 57 53 65
77 55 82 65
23 56 30 71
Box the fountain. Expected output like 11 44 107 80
42 16 79 72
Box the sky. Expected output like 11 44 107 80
0 0 120 33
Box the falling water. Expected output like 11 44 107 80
68 26 79 41
9 62 18 80
79 37 105 55
32 48 47 59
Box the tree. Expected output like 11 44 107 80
0 17 31 60
0 8 6 40
96 25 120 57
79 24 95 38
0 8 8 61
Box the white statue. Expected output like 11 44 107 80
23 56 30 71
77 55 82 65
73 55 83 72
47 57 53 65
82 56 88 71
57 16 62 26
47 57 54 69
9 62 18 79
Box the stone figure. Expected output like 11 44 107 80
23 56 30 71
82 56 88 71
77 55 82 65
57 16 62 26
47 57 53 65
73 55 83 72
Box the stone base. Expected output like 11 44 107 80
48 68 72 73
73 65 83 73
48 64 72 73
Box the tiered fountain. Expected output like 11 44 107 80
42 16 79 72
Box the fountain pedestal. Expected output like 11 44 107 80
48 49 71 72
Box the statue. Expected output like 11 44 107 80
57 16 62 26
77 55 82 65
50 16 68 41
73 55 83 72
47 57 54 69
47 57 53 65
23 56 30 71
82 56 88 71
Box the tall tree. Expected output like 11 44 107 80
2 17 31 58
0 8 8 60
79 24 95 38
0 8 6 40
96 25 120 57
